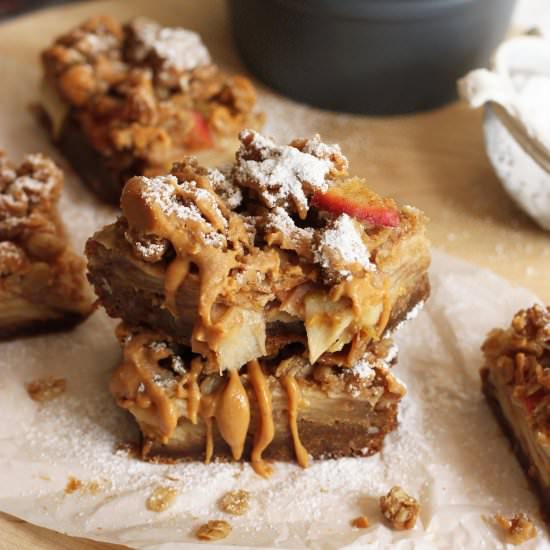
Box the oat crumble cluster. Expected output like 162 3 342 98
379 486 420 530
40 16 263 204
494 513 537 545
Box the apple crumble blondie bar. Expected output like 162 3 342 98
481 304 550 512
39 16 263 204
0 151 92 339
87 130 430 472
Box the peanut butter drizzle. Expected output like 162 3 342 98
164 257 189 316
186 357 203 424
281 374 309 469
121 175 279 366
110 332 178 443
199 390 218 464
247 360 275 478
216 368 251 460
376 285 391 337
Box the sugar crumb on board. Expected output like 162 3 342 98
146 486 178 512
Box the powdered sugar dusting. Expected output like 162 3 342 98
129 17 210 73
234 130 338 217
315 214 375 280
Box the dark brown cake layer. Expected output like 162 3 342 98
144 411 397 463
0 311 86 341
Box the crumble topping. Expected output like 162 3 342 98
146 486 178 512
136 174 227 247
124 227 170 263
26 377 67 402
126 17 211 88
196 520 232 541
208 168 242 210
0 152 62 235
42 16 262 169
233 129 348 219
219 490 250 516
494 512 537 545
314 213 375 282
264 207 314 259
379 486 419 530
482 304 550 431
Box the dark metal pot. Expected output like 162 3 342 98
227 0 517 115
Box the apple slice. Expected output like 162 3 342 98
188 111 213 149
312 178 399 227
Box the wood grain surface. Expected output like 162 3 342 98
0 0 548 548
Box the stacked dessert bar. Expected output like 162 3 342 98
0 151 92 339
39 16 263 204
86 130 430 475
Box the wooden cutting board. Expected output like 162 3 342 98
0 0 548 548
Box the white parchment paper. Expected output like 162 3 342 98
0 57 548 550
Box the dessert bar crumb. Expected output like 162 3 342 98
494 513 536 545
380 486 419 530
351 516 370 529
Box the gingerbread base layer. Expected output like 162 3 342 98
142 412 396 463
482 368 550 518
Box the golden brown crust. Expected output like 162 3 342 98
40 16 263 204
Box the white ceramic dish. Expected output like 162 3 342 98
459 34 550 230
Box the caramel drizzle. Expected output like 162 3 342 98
281 373 309 468
247 360 275 478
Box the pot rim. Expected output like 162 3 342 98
273 0 509 21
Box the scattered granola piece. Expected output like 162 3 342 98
26 377 66 402
146 486 178 512
196 520 232 541
64 476 104 495
379 486 419 530
219 490 250 516
65 476 82 494
495 513 537 545
351 516 370 529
